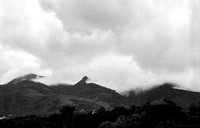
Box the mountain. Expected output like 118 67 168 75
50 76 129 106
8 73 44 84
0 80 58 116
2 74 200 117
127 83 200 109
0 75 128 116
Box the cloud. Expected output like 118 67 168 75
0 44 51 83
38 0 200 72
0 0 200 92
39 0 135 31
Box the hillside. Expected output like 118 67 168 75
128 83 200 109
50 76 129 106
1 74 200 117
0 75 128 116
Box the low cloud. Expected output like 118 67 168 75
0 0 200 92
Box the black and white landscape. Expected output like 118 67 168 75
0 0 200 128
1 74 200 127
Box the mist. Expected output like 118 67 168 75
0 0 200 92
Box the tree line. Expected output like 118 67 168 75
1 99 200 128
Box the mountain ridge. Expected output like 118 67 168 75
7 73 44 85
1 74 200 116
127 83 200 109
0 74 129 116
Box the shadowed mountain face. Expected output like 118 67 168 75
0 75 128 116
0 80 56 116
1 74 200 117
51 76 129 106
127 83 200 109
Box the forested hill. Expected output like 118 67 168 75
1 74 200 117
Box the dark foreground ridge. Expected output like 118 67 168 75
1 101 200 128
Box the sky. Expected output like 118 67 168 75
0 0 200 92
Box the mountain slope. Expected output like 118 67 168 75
0 75 128 116
0 80 59 116
128 83 200 109
2 74 200 116
7 73 44 84
50 76 129 106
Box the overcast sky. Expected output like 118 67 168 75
0 0 200 92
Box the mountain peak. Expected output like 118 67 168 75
74 76 89 86
158 83 176 88
8 73 44 84
81 76 89 83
